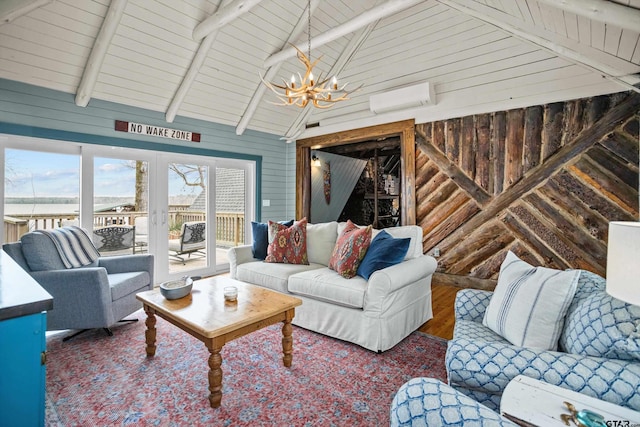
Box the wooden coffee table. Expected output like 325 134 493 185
136 276 302 408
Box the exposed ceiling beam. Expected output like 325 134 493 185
75 0 127 107
166 0 234 123
264 0 424 69
536 0 640 33
284 21 378 142
0 0 53 25
192 0 264 41
437 0 640 93
235 0 322 135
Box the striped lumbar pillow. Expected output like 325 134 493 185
483 251 581 351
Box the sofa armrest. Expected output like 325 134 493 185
227 245 257 279
454 289 493 322
364 255 437 310
30 267 115 327
446 336 640 411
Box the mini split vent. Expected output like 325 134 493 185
369 82 436 114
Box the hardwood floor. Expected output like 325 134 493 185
418 283 460 340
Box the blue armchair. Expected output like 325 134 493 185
445 270 640 412
3 230 154 339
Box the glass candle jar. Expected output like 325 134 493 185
223 286 238 302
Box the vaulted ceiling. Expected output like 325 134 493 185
1 0 639 141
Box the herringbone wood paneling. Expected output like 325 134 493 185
415 93 640 288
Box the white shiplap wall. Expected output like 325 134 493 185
302 0 633 138
0 0 637 139
310 152 366 224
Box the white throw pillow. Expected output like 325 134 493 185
306 222 338 266
483 251 581 351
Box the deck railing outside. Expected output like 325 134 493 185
3 210 245 247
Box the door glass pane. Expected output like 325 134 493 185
168 163 208 275
4 149 80 242
215 167 245 267
93 157 148 257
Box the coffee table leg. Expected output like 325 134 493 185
143 305 156 357
282 318 293 367
207 343 223 408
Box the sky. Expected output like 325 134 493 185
4 149 203 199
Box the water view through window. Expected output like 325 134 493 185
4 144 251 281
4 149 80 237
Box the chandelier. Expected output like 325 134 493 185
261 0 361 109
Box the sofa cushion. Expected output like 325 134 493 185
288 268 367 309
235 260 322 294
250 219 293 260
483 251 580 351
329 220 372 279
20 232 67 271
561 291 640 361
108 271 151 301
356 230 410 280
306 221 338 266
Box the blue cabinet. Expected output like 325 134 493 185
0 252 52 427
0 312 47 427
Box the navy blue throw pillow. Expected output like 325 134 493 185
356 230 410 280
251 220 294 260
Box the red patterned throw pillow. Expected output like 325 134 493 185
329 220 372 279
265 218 309 264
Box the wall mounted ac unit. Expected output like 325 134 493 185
369 82 435 114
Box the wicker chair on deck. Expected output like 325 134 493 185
92 225 136 256
169 221 206 264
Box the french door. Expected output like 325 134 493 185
2 135 255 284
87 149 254 283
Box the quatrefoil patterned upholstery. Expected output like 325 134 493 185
445 270 640 412
390 377 517 426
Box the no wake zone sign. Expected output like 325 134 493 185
115 120 201 142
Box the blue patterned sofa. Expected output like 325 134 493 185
446 270 640 412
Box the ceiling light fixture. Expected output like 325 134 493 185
261 0 361 109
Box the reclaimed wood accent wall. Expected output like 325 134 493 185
415 92 640 290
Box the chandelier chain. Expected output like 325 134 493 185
307 0 311 61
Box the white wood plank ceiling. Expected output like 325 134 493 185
0 0 638 140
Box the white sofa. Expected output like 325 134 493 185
227 221 438 352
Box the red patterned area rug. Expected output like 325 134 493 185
45 310 448 426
